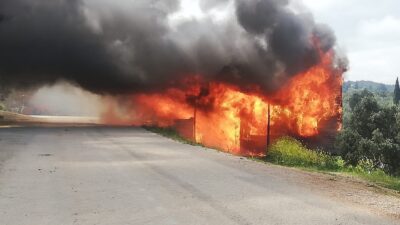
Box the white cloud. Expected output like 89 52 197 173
301 0 400 84
168 0 233 28
358 16 400 41
347 46 400 83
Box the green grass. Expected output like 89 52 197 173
266 137 343 171
266 137 400 192
354 170 400 191
143 126 201 146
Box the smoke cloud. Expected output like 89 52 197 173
0 0 342 94
28 82 103 116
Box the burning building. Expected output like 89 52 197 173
0 0 346 155
105 48 344 156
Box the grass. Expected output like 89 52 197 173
143 126 201 146
145 126 400 192
355 170 400 191
266 137 343 171
266 137 400 192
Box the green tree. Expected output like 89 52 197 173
348 89 372 110
378 83 387 93
336 90 400 175
394 77 400 105
349 90 379 138
336 129 362 166
343 82 350 93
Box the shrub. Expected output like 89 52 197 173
267 137 342 170
267 137 400 191
336 90 400 176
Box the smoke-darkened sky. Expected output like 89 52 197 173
0 0 342 94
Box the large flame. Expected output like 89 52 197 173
102 49 343 156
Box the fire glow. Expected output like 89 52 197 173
103 49 343 156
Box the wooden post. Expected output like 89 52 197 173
266 103 271 151
193 101 197 142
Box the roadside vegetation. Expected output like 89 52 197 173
338 79 400 175
144 126 201 146
267 137 343 171
267 137 400 192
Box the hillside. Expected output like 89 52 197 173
343 80 394 93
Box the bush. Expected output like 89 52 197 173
268 137 400 191
336 129 362 166
336 90 400 176
267 137 343 170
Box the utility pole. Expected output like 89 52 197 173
266 103 271 152
193 100 197 142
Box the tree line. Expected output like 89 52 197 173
336 78 400 176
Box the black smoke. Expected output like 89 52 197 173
0 0 341 94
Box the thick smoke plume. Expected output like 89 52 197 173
0 0 341 94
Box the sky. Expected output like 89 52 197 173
302 0 400 84
173 0 400 84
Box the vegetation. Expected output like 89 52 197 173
343 80 394 94
329 78 400 191
394 78 400 105
337 89 400 176
267 137 342 170
143 126 201 146
267 137 400 191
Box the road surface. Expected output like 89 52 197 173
0 127 398 225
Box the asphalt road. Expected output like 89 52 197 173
0 127 398 225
